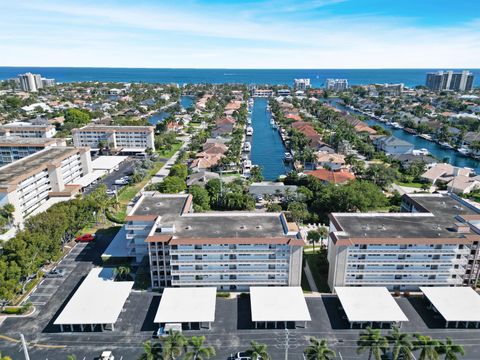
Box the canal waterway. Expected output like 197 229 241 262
250 97 292 180
327 99 480 172
148 95 194 125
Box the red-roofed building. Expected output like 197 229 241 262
306 169 356 184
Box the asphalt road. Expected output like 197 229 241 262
84 158 135 195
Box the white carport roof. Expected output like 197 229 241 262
421 287 480 322
250 287 311 322
72 169 107 187
154 287 216 324
54 268 133 325
91 156 128 171
335 287 408 323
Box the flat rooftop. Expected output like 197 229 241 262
91 156 128 171
131 194 189 223
420 287 480 322
330 194 479 242
250 287 311 322
335 287 408 323
74 125 154 131
0 136 61 146
154 287 216 323
171 213 287 238
54 268 133 325
0 147 80 187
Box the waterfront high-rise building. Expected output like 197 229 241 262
326 79 349 92
18 72 46 92
426 70 474 91
294 78 311 91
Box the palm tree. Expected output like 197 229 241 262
184 336 215 360
357 327 388 360
304 337 336 360
162 331 187 360
413 334 441 360
386 326 414 360
437 337 465 360
138 340 163 360
67 356 77 360
0 353 12 360
247 341 271 360
114 265 131 281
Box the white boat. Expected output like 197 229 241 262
458 147 471 156
439 142 454 149
246 126 253 136
270 118 275 126
243 142 251 152
284 152 293 162
391 122 403 129
243 159 252 171
419 148 430 155
419 134 433 141
247 118 252 125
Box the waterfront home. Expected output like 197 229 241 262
343 114 377 135
374 135 414 155
421 163 480 193
390 154 437 169
186 171 220 186
212 123 234 138
306 169 355 185
315 152 346 171
291 121 323 148
248 182 298 198
190 154 223 171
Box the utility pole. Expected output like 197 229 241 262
284 328 289 360
20 334 30 360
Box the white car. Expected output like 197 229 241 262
100 351 114 360
114 178 129 185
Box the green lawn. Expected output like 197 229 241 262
109 161 165 222
304 251 330 293
157 142 182 158
397 181 425 189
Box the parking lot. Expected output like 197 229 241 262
3 230 480 359
84 157 135 195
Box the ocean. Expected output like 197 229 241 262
1 67 479 87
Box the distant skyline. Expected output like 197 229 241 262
1 0 479 68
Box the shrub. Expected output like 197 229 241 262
216 292 231 298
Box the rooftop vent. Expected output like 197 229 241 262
377 224 385 230
256 225 262 229
361 224 370 231
433 224 441 230
185 226 192 230
143 206 150 211
156 202 163 206
240 225 247 230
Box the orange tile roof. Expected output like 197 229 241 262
306 169 355 184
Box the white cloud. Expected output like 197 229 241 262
0 0 479 68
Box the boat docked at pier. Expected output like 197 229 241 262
246 126 254 136
243 141 251 152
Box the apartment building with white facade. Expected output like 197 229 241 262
0 122 57 138
326 79 349 92
327 194 480 292
113 192 304 291
72 125 155 151
0 147 92 225
0 137 66 165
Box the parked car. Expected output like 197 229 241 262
100 351 114 360
114 178 129 185
234 352 259 360
75 233 96 242
155 323 182 338
106 189 117 196
45 268 65 278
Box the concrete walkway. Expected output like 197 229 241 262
304 261 319 292
150 136 190 184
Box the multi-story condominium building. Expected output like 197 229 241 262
327 194 480 292
426 70 474 92
294 78 311 91
0 147 92 225
0 122 57 138
326 79 348 92
41 78 56 87
18 72 43 92
0 137 66 165
120 193 304 291
72 125 155 151
251 89 274 97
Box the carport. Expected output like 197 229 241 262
250 287 311 329
421 287 480 328
335 287 408 329
91 155 129 173
54 268 133 332
154 287 216 330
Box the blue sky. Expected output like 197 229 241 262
0 0 479 68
